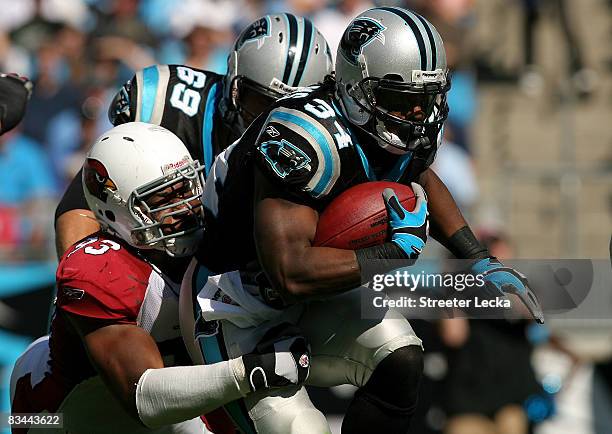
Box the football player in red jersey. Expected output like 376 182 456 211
10 122 310 434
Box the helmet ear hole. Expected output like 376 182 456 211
105 210 116 222
279 32 283 43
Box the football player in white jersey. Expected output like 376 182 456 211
10 122 309 434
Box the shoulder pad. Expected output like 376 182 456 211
56 235 152 323
108 78 135 126
254 95 351 199
275 85 320 104
115 64 219 125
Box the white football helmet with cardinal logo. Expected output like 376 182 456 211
82 122 205 257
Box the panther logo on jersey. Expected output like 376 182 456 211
83 158 117 202
340 18 386 65
259 139 312 179
235 17 270 50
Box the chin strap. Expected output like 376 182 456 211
219 96 247 137
398 124 433 152
366 117 432 155
407 136 431 152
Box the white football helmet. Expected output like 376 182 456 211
336 7 451 158
83 122 205 257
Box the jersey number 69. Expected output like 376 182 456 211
169 67 206 117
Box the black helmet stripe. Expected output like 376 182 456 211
293 18 314 87
379 7 427 70
414 13 437 69
282 13 298 84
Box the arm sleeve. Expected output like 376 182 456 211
54 168 89 223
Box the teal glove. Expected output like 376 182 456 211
472 257 545 323
383 182 429 259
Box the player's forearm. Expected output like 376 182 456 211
418 169 468 244
269 246 362 300
254 194 363 299
135 359 248 428
418 170 489 259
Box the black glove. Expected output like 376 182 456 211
242 323 310 392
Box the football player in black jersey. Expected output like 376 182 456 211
54 13 333 256
188 7 544 433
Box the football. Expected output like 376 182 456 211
313 181 416 250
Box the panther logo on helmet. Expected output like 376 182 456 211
340 18 386 65
83 158 117 202
235 17 270 50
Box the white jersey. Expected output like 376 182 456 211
182 259 282 330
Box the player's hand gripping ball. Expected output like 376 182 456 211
313 181 427 255
383 183 429 258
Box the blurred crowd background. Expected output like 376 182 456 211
0 0 610 433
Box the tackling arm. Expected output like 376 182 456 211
55 210 100 257
70 316 162 418
66 313 247 428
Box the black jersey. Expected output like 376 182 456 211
56 64 238 218
110 64 239 174
199 80 426 273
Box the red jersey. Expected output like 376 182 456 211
50 233 191 389
12 233 235 434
